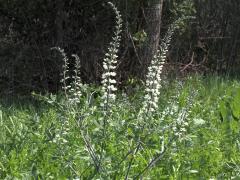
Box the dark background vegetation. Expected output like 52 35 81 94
0 0 239 94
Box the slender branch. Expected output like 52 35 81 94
114 124 172 177
128 32 142 65
81 131 101 172
124 137 142 180
134 136 175 179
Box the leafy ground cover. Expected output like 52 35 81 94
0 75 240 179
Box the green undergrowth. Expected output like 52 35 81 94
0 75 240 179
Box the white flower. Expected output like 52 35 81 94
109 79 116 84
101 2 122 110
109 65 116 69
193 118 205 126
109 94 116 100
110 72 117 76
139 20 178 120
103 64 108 70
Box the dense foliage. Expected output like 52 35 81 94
0 76 240 179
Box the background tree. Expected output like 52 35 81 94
139 0 164 78
0 0 239 95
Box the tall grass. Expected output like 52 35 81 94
1 76 240 179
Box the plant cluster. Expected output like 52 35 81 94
0 1 240 180
36 2 195 179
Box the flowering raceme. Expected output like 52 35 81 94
141 22 179 117
69 54 83 105
101 2 122 110
52 47 83 106
51 47 71 99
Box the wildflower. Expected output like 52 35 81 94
69 54 83 105
52 47 83 106
101 2 122 110
51 47 71 99
193 118 205 126
140 20 179 119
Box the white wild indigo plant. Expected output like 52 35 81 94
100 2 122 113
51 47 83 108
49 2 123 177
124 19 194 179
52 47 71 100
140 20 183 121
37 1 194 178
69 54 83 105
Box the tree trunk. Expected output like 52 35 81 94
140 0 163 78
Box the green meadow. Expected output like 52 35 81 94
0 76 239 179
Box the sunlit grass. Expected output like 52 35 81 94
0 75 239 179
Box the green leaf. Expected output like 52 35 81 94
220 101 233 121
230 89 240 119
